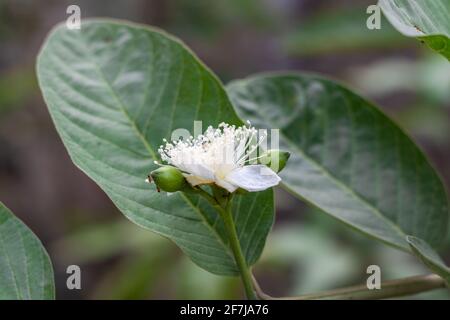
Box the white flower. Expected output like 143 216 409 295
157 123 281 193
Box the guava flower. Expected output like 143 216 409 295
156 123 281 193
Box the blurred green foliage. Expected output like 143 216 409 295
283 7 411 56
0 66 36 117
169 0 278 38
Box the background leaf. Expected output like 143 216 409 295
0 202 54 300
37 19 274 276
227 72 449 251
407 236 450 285
379 0 450 60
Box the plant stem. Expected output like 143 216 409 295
219 199 257 300
194 186 218 205
252 274 447 300
195 188 257 299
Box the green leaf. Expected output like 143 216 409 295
379 0 450 60
0 202 54 300
227 72 449 251
407 236 450 285
37 19 274 276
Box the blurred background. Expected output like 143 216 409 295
0 0 449 299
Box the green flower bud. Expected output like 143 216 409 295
149 166 186 192
259 149 290 173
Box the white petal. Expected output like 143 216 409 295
184 163 215 181
225 165 281 192
184 174 214 186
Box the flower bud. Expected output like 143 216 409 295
259 149 290 173
149 166 186 192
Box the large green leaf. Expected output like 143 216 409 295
0 202 54 299
37 20 274 275
379 0 450 60
227 73 448 251
407 236 450 285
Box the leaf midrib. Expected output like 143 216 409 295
283 127 407 242
380 0 450 37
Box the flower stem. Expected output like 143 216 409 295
195 188 257 299
218 199 257 300
252 273 447 300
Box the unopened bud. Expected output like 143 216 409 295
149 166 186 192
259 149 290 173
